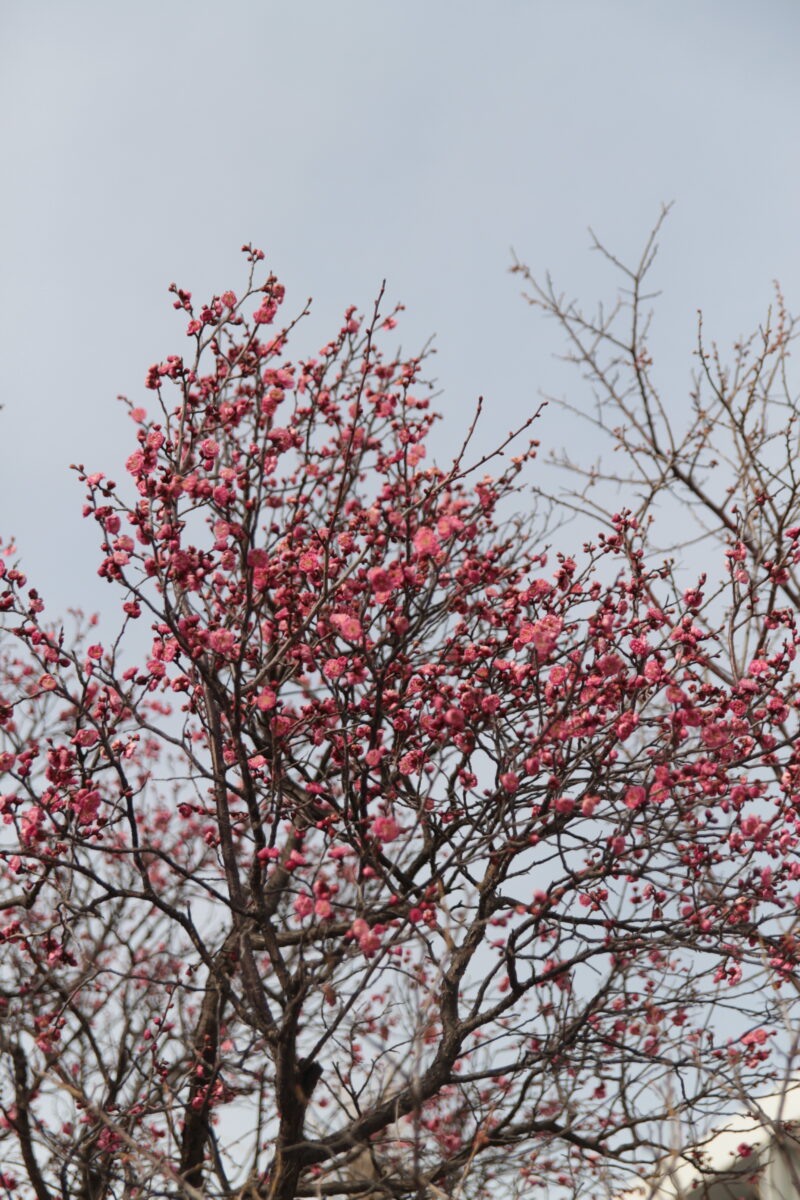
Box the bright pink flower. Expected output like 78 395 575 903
519 615 563 657
368 566 395 600
351 917 382 956
615 712 639 741
624 785 647 810
398 750 422 776
73 788 101 824
72 729 99 748
208 629 237 656
323 657 347 680
412 526 441 557
330 613 363 642
372 816 401 843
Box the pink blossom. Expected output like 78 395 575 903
208 628 237 656
330 613 363 642
293 894 314 918
255 688 277 711
624 785 647 810
253 298 278 324
323 656 347 679
73 788 101 824
437 513 463 538
372 815 401 843
520 615 563 657
368 566 395 600
398 750 422 776
615 712 639 741
351 917 382 957
412 526 441 557
72 729 99 748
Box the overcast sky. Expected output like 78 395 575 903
2 1 799 620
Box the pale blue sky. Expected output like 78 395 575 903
2 1 799 617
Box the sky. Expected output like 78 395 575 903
2 0 800 622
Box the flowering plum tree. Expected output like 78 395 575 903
1 234 800 1200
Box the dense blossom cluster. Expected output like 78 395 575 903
1 245 799 1199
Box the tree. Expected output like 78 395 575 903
1 232 800 1200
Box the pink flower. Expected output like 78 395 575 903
624 785 647 810
351 917 382 957
72 729 99 748
444 707 465 730
323 656 347 680
519 615 563 657
294 894 314 918
437 513 463 538
253 299 278 325
372 816 401 843
199 438 219 460
73 788 101 824
368 566 395 601
208 628 237 656
615 712 639 741
499 772 519 794
257 846 280 862
412 526 441 557
255 688 277 711
398 750 422 776
330 613 363 642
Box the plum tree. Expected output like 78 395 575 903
1 231 799 1199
